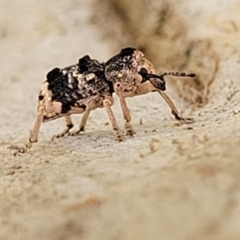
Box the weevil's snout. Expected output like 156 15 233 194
139 68 166 91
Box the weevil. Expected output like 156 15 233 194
104 47 196 136
14 55 121 155
14 48 196 155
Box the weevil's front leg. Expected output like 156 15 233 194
51 115 74 140
103 96 122 142
68 109 91 136
158 91 194 123
13 105 44 156
115 84 135 137
135 81 194 123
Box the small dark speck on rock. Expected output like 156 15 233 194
0 27 7 38
7 171 15 176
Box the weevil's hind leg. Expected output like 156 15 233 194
13 105 44 156
115 84 135 137
103 96 122 142
68 109 91 136
51 115 74 140
158 91 194 123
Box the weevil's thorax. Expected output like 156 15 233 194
105 48 146 91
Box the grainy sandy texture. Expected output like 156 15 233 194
1 0 240 240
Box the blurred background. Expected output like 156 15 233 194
93 0 240 105
1 0 240 239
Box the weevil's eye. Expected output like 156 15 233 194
139 68 148 77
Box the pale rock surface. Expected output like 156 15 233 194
0 0 240 239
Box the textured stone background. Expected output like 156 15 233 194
1 0 240 239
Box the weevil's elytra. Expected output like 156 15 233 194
41 55 111 121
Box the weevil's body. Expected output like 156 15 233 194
15 56 121 155
104 47 195 135
14 47 196 155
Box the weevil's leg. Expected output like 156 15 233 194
51 115 74 140
68 109 91 136
158 91 194 123
115 86 135 136
103 96 122 142
29 107 44 143
135 81 194 123
121 96 135 136
14 105 44 156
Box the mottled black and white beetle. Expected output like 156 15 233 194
104 47 196 135
14 47 196 155
14 55 121 154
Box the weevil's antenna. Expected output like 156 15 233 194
160 72 196 78
139 68 196 83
